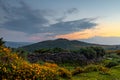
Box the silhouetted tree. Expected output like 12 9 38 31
0 37 5 46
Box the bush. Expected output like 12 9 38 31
43 62 59 69
106 53 120 59
98 65 109 74
58 68 72 79
105 61 119 68
84 64 98 72
72 67 84 75
0 46 60 80
0 38 5 46
115 50 120 55
84 64 109 74
75 47 105 59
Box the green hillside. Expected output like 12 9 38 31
20 38 102 52
20 38 120 52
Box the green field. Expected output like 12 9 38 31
72 66 120 80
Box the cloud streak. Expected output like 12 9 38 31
56 8 79 22
67 8 78 14
47 18 97 35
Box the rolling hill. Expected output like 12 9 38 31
20 38 120 52
5 41 33 48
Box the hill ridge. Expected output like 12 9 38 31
20 38 106 52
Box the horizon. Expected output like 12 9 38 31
5 38 120 46
1 0 120 45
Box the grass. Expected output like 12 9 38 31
59 63 120 80
72 65 120 80
73 72 110 80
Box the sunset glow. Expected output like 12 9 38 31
0 0 120 44
56 22 120 40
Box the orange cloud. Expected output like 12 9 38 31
55 29 96 40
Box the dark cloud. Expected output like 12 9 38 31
0 0 98 36
0 0 49 34
47 18 98 35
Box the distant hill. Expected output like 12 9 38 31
20 38 120 52
5 41 33 48
21 38 120 51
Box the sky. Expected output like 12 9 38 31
0 0 120 45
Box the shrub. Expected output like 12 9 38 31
0 37 5 46
84 64 98 72
84 64 109 74
72 67 84 75
76 47 105 59
115 50 120 55
43 62 58 68
0 46 60 80
105 61 119 68
107 53 120 59
98 65 109 74
58 68 72 79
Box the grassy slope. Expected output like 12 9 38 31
72 66 120 80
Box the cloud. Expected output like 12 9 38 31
55 28 96 40
47 18 98 35
66 8 78 14
0 0 49 34
0 0 98 37
56 8 79 22
82 36 120 45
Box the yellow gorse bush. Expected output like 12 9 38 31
58 68 72 79
43 62 58 68
0 46 61 80
0 46 11 53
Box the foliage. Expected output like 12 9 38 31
80 47 105 59
102 53 120 68
34 47 69 54
58 68 72 79
70 64 109 76
72 67 84 75
106 53 120 59
115 50 120 55
84 64 109 73
78 47 97 59
84 64 99 72
72 65 120 80
0 37 5 46
28 47 106 66
0 46 61 80
105 61 119 68
1 38 120 80
72 47 105 59
43 62 58 68
34 48 51 54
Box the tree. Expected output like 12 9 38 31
75 47 105 59
0 37 5 46
79 47 96 59
52 47 64 53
